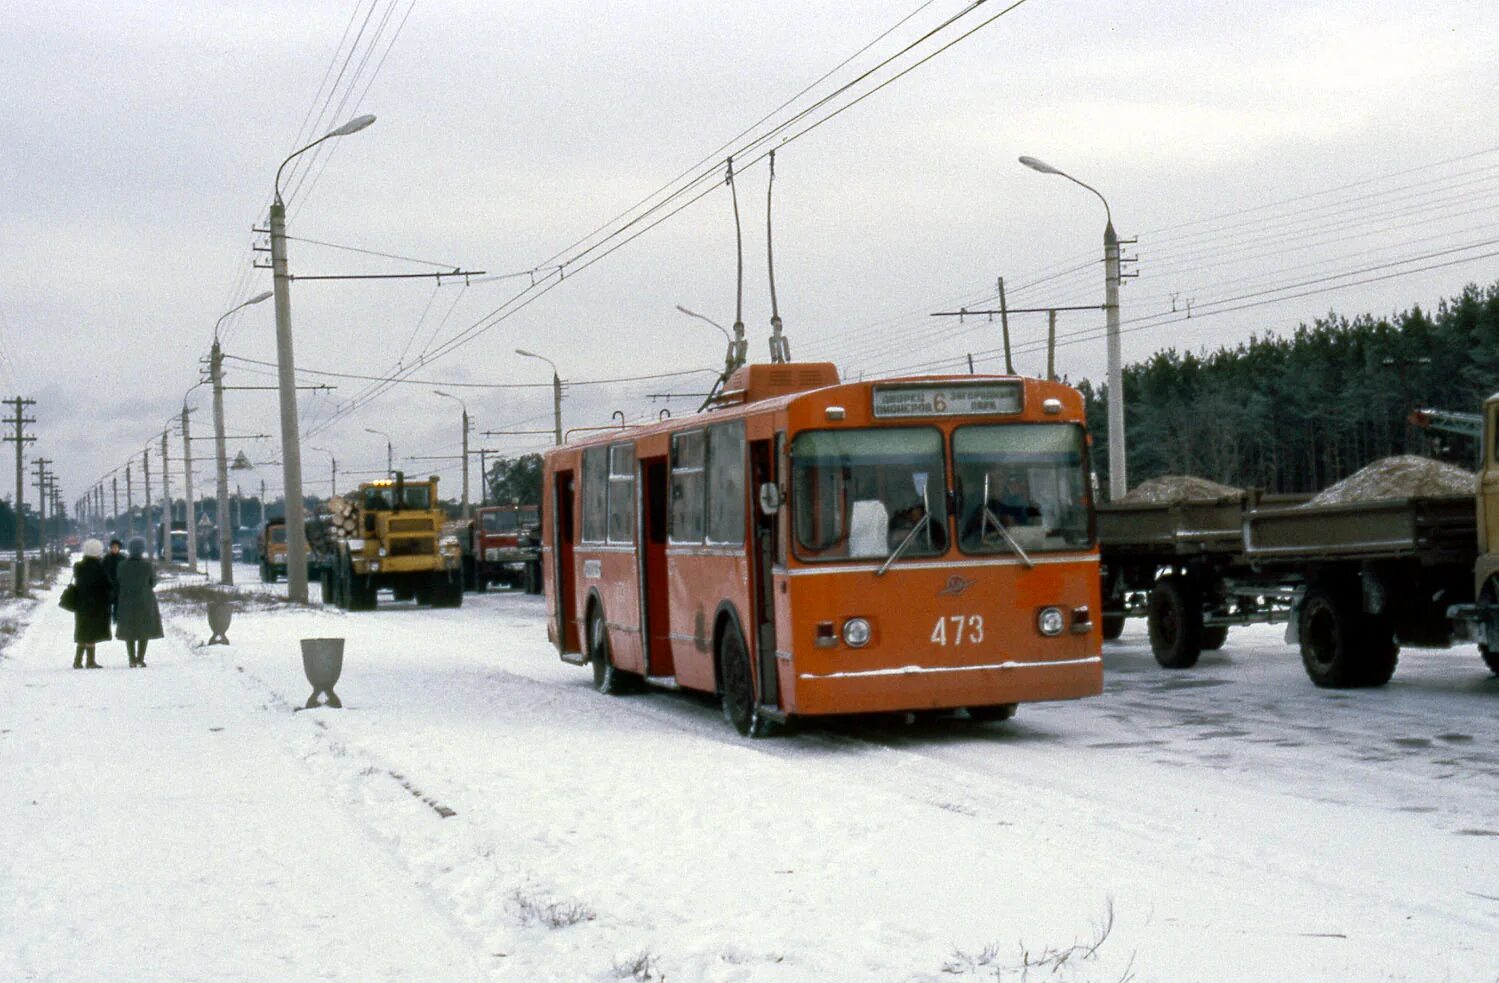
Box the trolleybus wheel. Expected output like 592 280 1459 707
1101 612 1126 641
966 703 1017 723
1148 577 1202 669
1201 625 1229 651
588 608 635 695
719 625 773 738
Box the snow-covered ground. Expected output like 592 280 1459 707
2 565 1496 982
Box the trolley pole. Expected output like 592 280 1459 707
126 464 134 540
161 430 171 561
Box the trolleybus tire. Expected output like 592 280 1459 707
1148 577 1203 669
1101 612 1126 641
1357 619 1399 687
1298 584 1379 688
587 608 636 695
1201 625 1229 651
966 703 1017 722
718 624 774 738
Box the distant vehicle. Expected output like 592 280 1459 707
160 528 189 563
1098 396 1499 687
259 521 288 582
471 504 541 592
317 473 463 610
541 362 1103 736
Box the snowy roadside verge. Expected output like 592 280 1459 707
147 583 1499 982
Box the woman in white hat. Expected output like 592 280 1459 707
71 538 113 668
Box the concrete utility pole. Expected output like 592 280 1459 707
4 397 36 594
212 342 232 583
997 277 1015 375
161 430 171 561
32 460 49 566
1019 155 1128 498
142 448 152 554
182 407 197 572
268 114 374 603
365 429 394 479
516 350 563 444
125 465 134 540
433 391 471 520
209 292 271 584
111 477 119 541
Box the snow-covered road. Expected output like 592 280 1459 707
2 569 1496 981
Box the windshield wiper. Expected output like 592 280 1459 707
980 505 1034 569
877 511 931 577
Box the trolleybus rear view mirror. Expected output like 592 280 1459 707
758 482 783 515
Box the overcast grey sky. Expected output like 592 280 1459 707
3 0 1497 509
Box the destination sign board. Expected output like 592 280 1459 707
872 382 1023 418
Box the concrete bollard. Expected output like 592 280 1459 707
300 637 345 709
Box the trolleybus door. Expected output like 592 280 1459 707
636 457 673 677
553 471 579 657
750 438 779 709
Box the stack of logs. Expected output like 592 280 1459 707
306 495 357 556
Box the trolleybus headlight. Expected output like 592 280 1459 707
842 617 872 647
1037 606 1065 637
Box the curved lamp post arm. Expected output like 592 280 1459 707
1018 155 1112 228
274 114 377 203
213 290 274 343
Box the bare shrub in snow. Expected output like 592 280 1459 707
507 887 596 929
611 951 662 980
943 898 1132 981
942 941 1000 973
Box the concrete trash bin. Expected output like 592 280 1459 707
300 637 345 709
207 598 233 645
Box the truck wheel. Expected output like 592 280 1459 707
432 572 462 608
1148 577 1203 669
1101 612 1126 641
719 623 773 737
259 561 271 584
967 704 1017 722
319 567 334 606
1299 585 1395 687
1201 625 1229 651
1358 617 1400 687
1478 579 1499 676
524 561 543 595
587 607 636 695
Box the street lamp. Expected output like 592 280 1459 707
1019 154 1126 499
432 391 471 520
269 112 376 602
309 446 337 498
676 304 744 379
364 427 394 478
515 349 563 445
211 291 273 584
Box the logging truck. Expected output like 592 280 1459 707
318 473 463 610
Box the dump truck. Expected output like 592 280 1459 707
259 520 288 582
471 503 542 592
318 473 463 610
1099 396 1499 688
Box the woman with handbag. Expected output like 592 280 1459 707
115 537 164 668
71 538 113 668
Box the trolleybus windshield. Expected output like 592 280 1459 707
954 423 1090 553
791 427 948 561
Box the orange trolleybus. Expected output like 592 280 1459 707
540 362 1104 736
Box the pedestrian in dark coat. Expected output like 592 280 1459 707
101 538 124 622
72 539 112 668
115 537 164 668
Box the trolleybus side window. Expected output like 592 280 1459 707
670 429 706 543
706 421 746 545
954 423 1090 553
582 446 608 543
607 442 635 544
790 427 948 561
